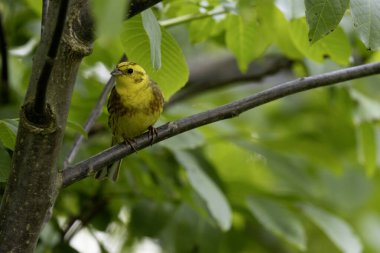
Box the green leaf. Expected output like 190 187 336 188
160 130 204 150
302 204 362 253
92 0 129 45
290 18 350 65
273 6 304 59
247 197 306 251
0 119 18 150
0 146 11 182
225 14 269 72
174 150 231 231
66 120 88 139
129 199 174 237
121 14 189 100
141 9 162 70
160 203 221 253
350 89 380 123
356 122 377 175
305 0 349 43
189 17 216 43
25 0 42 16
350 89 380 175
351 0 380 50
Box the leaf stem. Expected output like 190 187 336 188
159 8 227 28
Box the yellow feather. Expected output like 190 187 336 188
95 62 164 181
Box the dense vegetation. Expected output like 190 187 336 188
1 0 380 252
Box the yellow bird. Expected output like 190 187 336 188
96 62 164 181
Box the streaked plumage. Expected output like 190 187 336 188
96 62 164 181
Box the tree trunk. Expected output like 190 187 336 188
0 0 93 251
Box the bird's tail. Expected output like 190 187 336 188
95 137 121 181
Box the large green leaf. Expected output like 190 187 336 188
92 0 129 45
174 150 232 231
247 197 306 251
290 18 350 65
121 14 189 100
225 14 257 73
302 204 362 253
141 9 162 70
225 1 276 72
351 0 380 50
305 0 349 43
189 17 216 43
225 13 271 73
273 6 304 59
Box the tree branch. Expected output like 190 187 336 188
62 61 380 187
64 54 291 166
64 76 115 167
128 0 162 18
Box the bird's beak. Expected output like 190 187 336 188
111 68 123 76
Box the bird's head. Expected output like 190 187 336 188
111 62 148 90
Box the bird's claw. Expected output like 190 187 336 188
148 126 158 146
124 138 138 152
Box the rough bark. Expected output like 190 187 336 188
0 0 93 251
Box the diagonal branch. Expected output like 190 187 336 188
62 61 380 187
64 76 115 167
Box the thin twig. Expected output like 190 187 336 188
63 194 107 241
0 12 9 104
62 61 380 187
63 77 115 168
159 8 227 28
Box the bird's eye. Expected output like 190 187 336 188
127 68 134 74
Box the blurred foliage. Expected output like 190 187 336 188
1 0 380 252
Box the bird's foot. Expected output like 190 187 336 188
148 126 158 145
124 138 138 152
